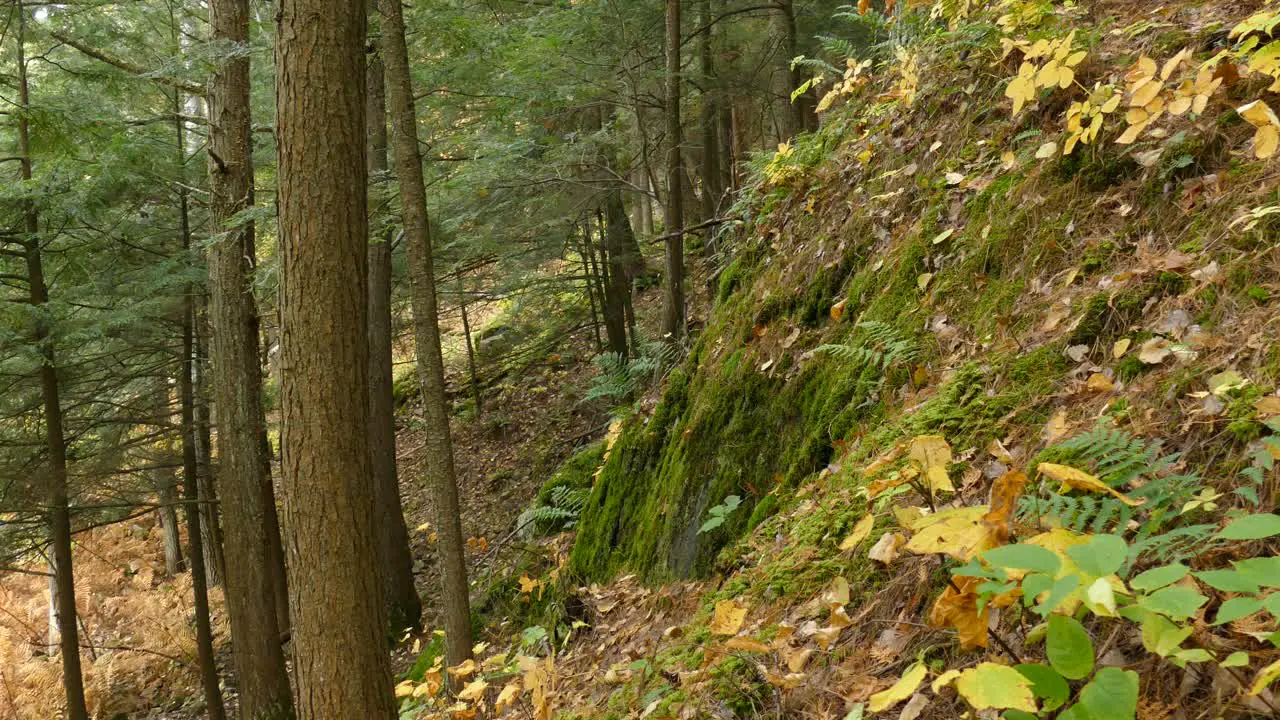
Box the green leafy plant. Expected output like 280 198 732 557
699 495 743 534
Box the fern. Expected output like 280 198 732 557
815 321 919 371
1019 422 1207 562
518 485 589 539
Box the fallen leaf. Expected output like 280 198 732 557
1085 373 1115 393
1138 337 1172 364
786 647 814 672
983 470 1028 547
869 663 928 713
1036 141 1059 158
909 435 954 493
1208 370 1248 396
1043 301 1071 331
905 505 990 560
917 272 934 291
929 575 988 649
1112 338 1131 359
868 532 903 564
725 637 772 653
1044 411 1069 444
457 677 488 701
841 514 876 551
447 659 477 678
1038 462 1145 506
831 299 847 321
899 692 930 720
710 600 747 635
1255 396 1280 419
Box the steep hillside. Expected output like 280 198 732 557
551 1 1280 717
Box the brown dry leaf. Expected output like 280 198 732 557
930 575 988 648
1086 373 1115 393
813 625 843 650
830 299 847 321
710 600 748 635
983 470 1028 547
1043 301 1071 331
840 513 876 551
447 659 477 679
909 435 954 493
725 637 771 653
868 466 919 498
1138 337 1172 364
987 438 1014 464
765 671 807 689
1255 396 1280 419
1037 462 1145 506
864 441 907 476
786 647 813 672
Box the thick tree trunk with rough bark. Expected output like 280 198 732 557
662 0 686 341
276 0 397 715
367 6 423 633
206 0 292 713
15 6 89 716
379 0 475 669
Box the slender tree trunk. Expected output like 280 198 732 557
698 0 724 239
379 0 475 669
207 0 292 712
15 5 89 716
575 222 605 351
276 0 395 715
178 88 227 714
153 379 185 577
193 307 226 588
718 103 735 196
367 5 423 633
457 274 483 416
662 0 686 341
599 203 629 358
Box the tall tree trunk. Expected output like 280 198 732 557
575 222 605 351
457 274 483 416
16 5 90 716
178 85 227 714
698 0 724 237
153 380 184 577
193 306 226 588
772 0 804 141
276 0 396 715
379 0 475 669
206 0 293 712
661 0 686 341
367 5 423 633
601 197 634 358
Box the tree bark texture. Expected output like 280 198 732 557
367 5 423 633
16 4 89 716
379 0 475 668
206 0 293 713
662 0 686 341
276 0 397 714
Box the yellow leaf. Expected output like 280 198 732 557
495 680 522 713
1238 100 1280 128
840 513 875 551
917 272 934 291
909 435 954 492
932 669 961 693
457 677 488 701
1250 658 1280 696
1116 120 1147 144
1131 78 1164 107
1254 124 1279 160
395 680 416 699
1037 462 1145 507
710 600 747 635
1001 150 1018 169
905 505 990 560
1044 411 1069 444
725 636 772 653
1035 141 1059 159
786 647 813 672
1112 338 1131 359
1085 373 1115 393
869 662 928 713
893 505 927 528
830 298 847 321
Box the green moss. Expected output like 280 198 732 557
536 441 606 505
1247 286 1272 304
1054 146 1140 192
1116 354 1151 383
